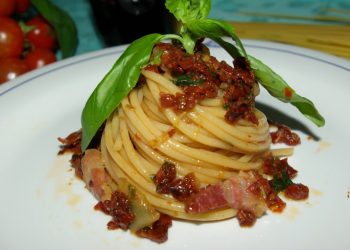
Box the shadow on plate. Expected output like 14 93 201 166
256 102 321 141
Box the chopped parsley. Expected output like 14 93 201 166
270 170 293 193
174 75 204 86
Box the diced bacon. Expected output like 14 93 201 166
58 130 82 155
185 171 267 217
185 184 227 213
81 149 117 201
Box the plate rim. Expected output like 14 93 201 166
1 39 349 98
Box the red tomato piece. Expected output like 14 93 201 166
0 0 16 16
25 48 56 70
26 15 57 50
284 183 309 200
0 16 24 59
15 0 30 14
0 58 29 84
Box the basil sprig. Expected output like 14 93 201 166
248 55 325 126
166 0 324 127
31 0 77 58
81 0 325 151
187 19 247 58
165 0 211 23
81 34 165 150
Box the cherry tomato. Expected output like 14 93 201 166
0 58 29 84
25 48 56 70
0 16 24 59
15 0 30 14
0 0 16 16
26 15 57 50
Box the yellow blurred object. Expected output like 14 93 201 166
230 22 350 60
236 11 350 24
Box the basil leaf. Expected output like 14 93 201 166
186 19 247 57
31 0 77 58
165 0 211 23
248 55 325 127
81 34 165 151
165 0 211 54
149 48 163 65
210 36 241 58
180 26 197 54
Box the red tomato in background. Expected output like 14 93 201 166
15 0 30 14
0 16 24 58
0 58 29 84
25 48 56 70
0 0 16 16
26 15 57 50
0 1 62 85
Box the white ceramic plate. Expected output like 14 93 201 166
1 40 349 250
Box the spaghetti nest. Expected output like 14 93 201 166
101 69 272 221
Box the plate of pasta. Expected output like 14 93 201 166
0 39 349 250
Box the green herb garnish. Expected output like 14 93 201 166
80 0 325 151
175 75 204 86
270 171 293 193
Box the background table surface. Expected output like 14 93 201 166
51 0 350 59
